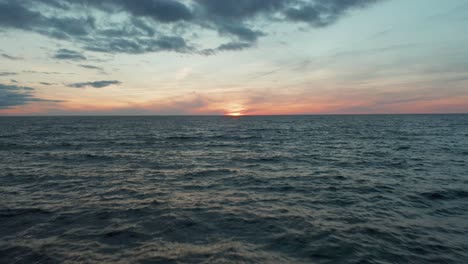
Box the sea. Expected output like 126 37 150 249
0 115 467 263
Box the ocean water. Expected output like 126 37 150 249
0 115 467 263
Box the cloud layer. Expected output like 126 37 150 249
68 80 122 88
0 0 382 55
2 53 22 60
0 72 17 76
0 83 62 109
53 49 87 60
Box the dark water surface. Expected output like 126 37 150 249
1 115 467 263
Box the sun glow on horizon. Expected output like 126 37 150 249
225 103 246 117
226 112 243 117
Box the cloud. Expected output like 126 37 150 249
22 70 69 75
0 83 62 109
96 93 219 115
0 0 383 55
117 0 194 23
0 1 95 38
201 41 254 55
217 42 254 51
0 1 42 30
217 23 265 42
68 80 122 88
282 1 379 26
0 72 17 76
148 94 215 115
78 64 103 71
39 82 56 86
2 53 22 60
83 36 191 54
53 49 86 60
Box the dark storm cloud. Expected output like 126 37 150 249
68 80 122 88
0 83 62 109
0 0 382 54
53 49 87 60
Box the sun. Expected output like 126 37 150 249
225 103 246 117
227 112 243 117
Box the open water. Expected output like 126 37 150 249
0 115 467 263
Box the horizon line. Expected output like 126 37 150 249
1 113 467 117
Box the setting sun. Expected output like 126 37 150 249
225 103 245 117
227 112 243 117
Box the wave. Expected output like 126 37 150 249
1 115 468 263
420 189 468 201
0 208 52 218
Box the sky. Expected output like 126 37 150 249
0 0 467 116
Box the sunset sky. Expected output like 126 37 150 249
1 0 467 115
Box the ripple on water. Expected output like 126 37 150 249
1 115 468 263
